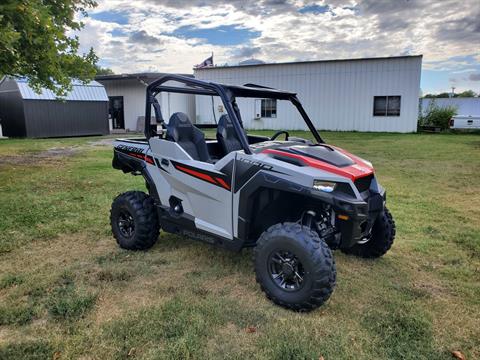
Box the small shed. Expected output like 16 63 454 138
0 78 109 138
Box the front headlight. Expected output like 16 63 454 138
313 180 336 193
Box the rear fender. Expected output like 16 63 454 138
112 150 160 204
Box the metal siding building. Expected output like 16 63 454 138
194 55 422 133
0 78 109 138
96 73 196 132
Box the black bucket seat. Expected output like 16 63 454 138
166 112 211 162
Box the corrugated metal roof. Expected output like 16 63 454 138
16 79 108 102
95 72 193 84
194 55 423 71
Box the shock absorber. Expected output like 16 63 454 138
301 210 317 228
301 209 340 249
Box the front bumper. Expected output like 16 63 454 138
333 189 386 249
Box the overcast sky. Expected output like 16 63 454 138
78 0 480 94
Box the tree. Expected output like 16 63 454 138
423 90 478 98
436 92 452 98
0 0 98 96
95 65 114 75
457 90 477 98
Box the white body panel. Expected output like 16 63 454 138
450 115 480 129
195 56 422 133
148 137 235 240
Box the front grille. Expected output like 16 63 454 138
354 174 373 193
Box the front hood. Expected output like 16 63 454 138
280 145 355 167
262 144 374 181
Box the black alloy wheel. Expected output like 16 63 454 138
268 250 305 291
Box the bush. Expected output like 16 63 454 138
419 100 457 130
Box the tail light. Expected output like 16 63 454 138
449 118 454 127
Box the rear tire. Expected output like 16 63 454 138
254 223 336 312
341 208 395 258
110 191 160 250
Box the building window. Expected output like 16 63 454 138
373 96 401 116
261 99 277 118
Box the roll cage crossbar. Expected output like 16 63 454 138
145 74 324 154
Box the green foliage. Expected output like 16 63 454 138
102 295 266 359
95 65 114 75
0 304 35 326
47 273 96 321
0 133 479 359
0 0 98 96
424 90 478 98
0 273 24 289
0 340 53 360
419 99 457 129
457 90 477 98
362 303 443 359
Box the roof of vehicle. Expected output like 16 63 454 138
220 83 296 99
148 74 296 100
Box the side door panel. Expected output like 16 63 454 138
148 138 235 240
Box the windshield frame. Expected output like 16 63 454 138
145 74 324 154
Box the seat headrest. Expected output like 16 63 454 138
167 112 194 142
218 114 232 128
217 114 235 138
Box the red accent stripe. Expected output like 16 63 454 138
128 152 143 160
145 156 155 165
127 152 155 165
215 177 231 190
262 148 373 181
174 164 217 185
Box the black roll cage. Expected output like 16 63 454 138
145 74 324 155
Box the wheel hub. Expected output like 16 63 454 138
118 210 135 238
282 263 294 276
268 250 305 291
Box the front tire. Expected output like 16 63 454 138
341 208 396 258
110 191 160 250
254 223 336 312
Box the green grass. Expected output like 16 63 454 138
0 132 479 359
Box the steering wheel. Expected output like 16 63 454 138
270 130 289 141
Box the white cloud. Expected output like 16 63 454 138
76 0 479 83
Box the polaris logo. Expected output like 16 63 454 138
116 144 145 154
238 157 273 171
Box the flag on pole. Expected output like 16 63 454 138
194 53 214 68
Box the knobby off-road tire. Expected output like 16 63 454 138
254 223 336 312
341 208 396 258
110 191 160 250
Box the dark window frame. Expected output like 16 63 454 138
261 98 277 118
373 95 401 117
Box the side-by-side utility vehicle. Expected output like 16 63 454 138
110 75 395 311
